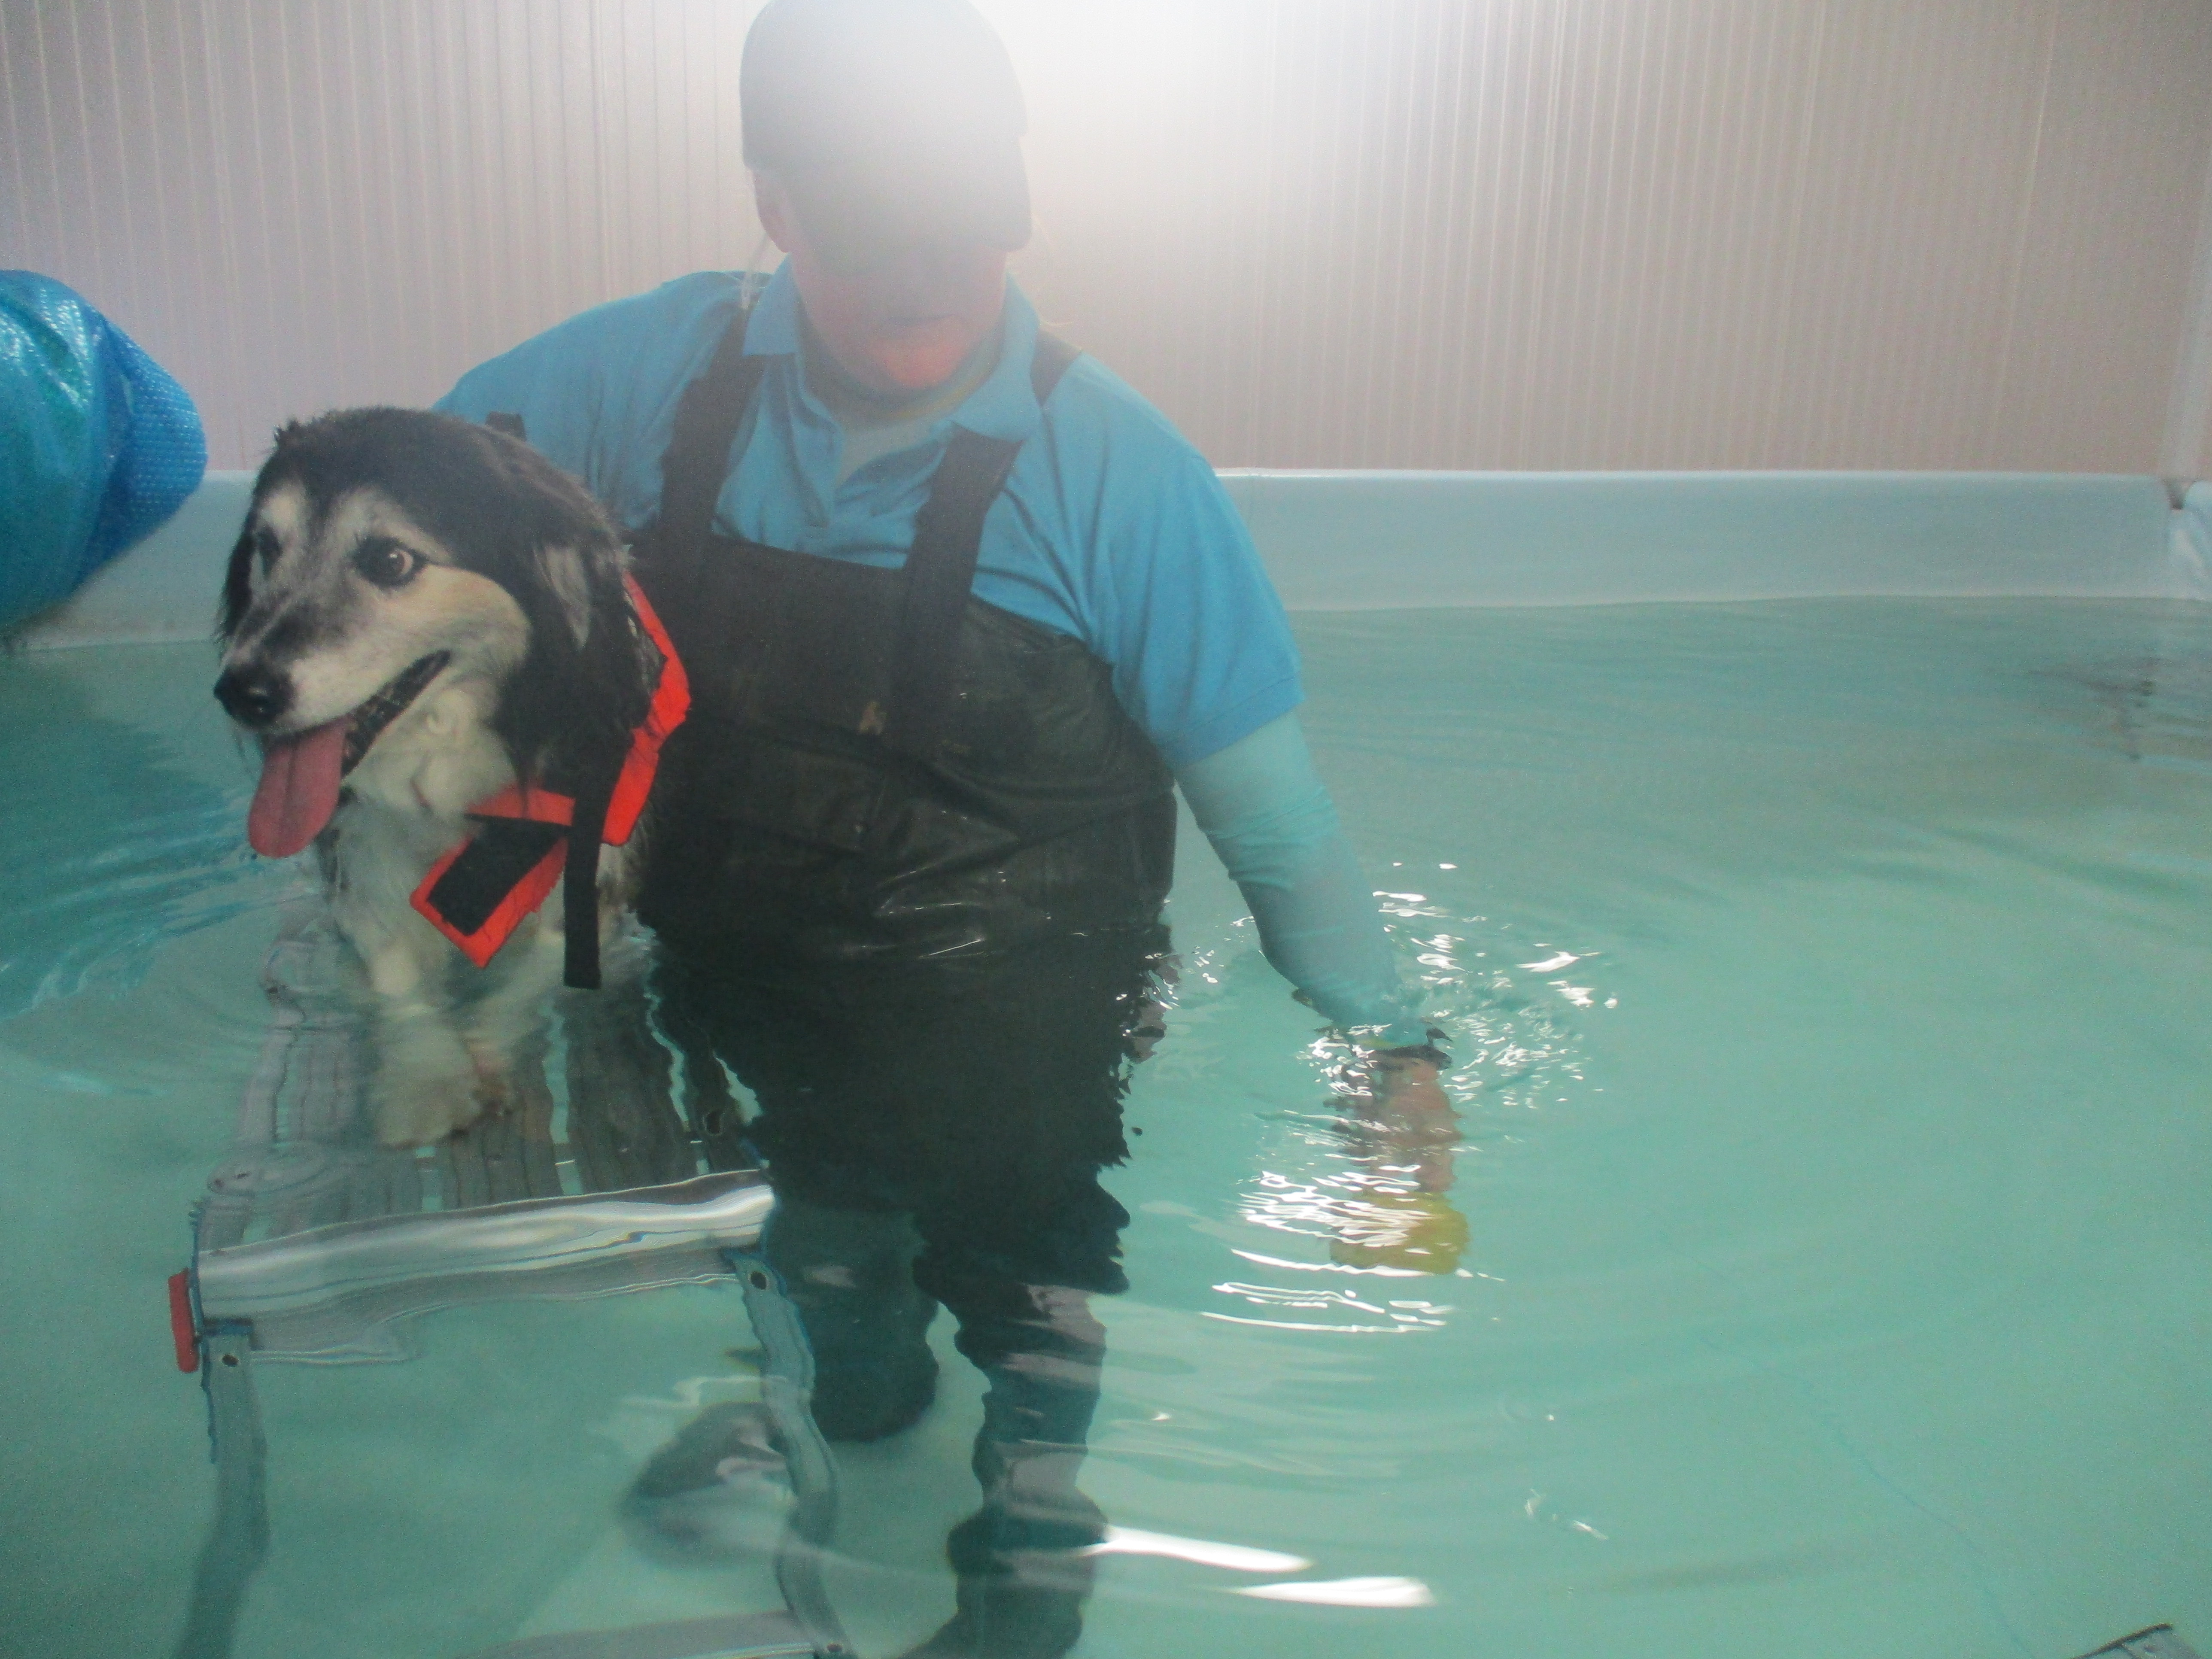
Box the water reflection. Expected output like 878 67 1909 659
179 848 1614 1652
187 920 1181 1657
1221 913 1608 1332
1084 1526 1310 1573
1235 1575 1436 1607
0 647 273 1019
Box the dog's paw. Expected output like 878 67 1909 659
374 1075 486 1148
467 1049 515 1116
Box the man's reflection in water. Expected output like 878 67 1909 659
647 929 1166 1658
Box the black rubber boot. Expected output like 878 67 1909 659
766 1195 944 1441
811 1343 940 1442
898 1505 1099 1659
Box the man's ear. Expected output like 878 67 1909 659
536 544 593 648
753 169 797 253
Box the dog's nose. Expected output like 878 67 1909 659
214 664 292 729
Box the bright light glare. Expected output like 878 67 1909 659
1086 1527 1313 1574
1235 1576 1437 1607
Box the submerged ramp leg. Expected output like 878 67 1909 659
730 1249 850 1659
2075 1631 2204 1659
173 1328 268 1659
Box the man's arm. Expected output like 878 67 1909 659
1180 714 1458 1260
1035 362 1438 1058
1175 711 1431 1050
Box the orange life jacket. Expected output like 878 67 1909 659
410 574 690 968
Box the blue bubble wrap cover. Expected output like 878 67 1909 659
1 270 206 627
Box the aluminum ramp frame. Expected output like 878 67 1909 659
171 912 851 1659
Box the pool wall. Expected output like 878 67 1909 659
1226 471 2212 610
14 469 2212 652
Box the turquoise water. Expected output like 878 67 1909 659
2 599 2208 1658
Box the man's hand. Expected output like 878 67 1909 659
1322 1043 1469 1275
1347 1049 1458 1194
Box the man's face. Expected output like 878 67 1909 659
756 171 1009 396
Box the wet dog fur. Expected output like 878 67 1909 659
215 408 656 1146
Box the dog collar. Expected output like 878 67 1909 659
409 576 690 967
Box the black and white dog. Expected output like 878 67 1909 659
214 409 686 1146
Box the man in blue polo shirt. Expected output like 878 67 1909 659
438 2 1443 1652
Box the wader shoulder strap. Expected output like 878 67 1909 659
658 303 769 563
655 313 1076 553
882 331 1082 759
1029 328 1080 405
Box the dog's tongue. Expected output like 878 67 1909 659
247 719 349 858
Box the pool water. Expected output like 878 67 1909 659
2 598 2207 1659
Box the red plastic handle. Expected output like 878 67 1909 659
167 1270 200 1373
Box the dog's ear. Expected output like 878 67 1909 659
218 513 259 640
496 523 653 787
536 543 594 649
455 418 654 786
224 425 310 641
502 529 651 790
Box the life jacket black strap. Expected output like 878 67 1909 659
562 769 616 990
422 817 567 937
474 404 612 989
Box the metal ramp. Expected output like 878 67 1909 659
170 911 848 1659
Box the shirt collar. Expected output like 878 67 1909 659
740 261 805 356
740 261 1046 444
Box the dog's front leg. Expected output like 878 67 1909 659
455 918 571 1113
359 935 489 1147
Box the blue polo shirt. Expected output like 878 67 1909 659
435 264 1301 771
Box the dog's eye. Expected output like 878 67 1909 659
253 525 281 574
353 538 422 589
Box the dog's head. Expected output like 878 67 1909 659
215 408 652 856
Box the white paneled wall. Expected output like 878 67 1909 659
1 1 769 467
6 0 2212 474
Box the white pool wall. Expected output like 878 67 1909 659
1224 471 2212 610
13 469 2212 653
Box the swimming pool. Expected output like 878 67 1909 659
3 475 2209 1658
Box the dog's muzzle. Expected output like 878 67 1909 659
232 651 452 860
340 652 452 775
213 662 291 729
